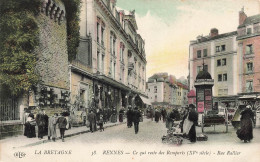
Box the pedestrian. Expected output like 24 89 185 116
187 104 198 143
43 111 49 136
103 108 108 124
166 110 175 129
237 105 254 143
119 107 124 122
36 109 45 140
111 108 117 123
23 108 30 137
99 114 104 132
24 113 36 138
162 108 167 122
57 112 67 142
48 113 58 142
180 107 189 133
132 107 141 134
87 110 96 133
126 107 133 128
155 109 160 123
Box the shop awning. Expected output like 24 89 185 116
239 95 257 99
139 96 152 105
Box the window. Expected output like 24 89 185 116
223 89 228 95
204 65 208 72
218 89 223 96
155 95 157 101
246 80 253 92
113 63 116 79
113 39 116 56
101 27 104 46
120 43 124 62
110 36 112 53
217 59 221 66
222 58 226 66
247 28 252 34
221 45 226 51
247 62 253 72
154 86 157 93
101 55 104 73
197 66 202 73
216 46 220 52
246 44 253 54
203 49 207 57
223 73 227 81
97 51 100 71
97 22 100 43
197 50 201 58
218 74 222 82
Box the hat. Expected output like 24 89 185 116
246 105 252 109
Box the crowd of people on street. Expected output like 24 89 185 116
23 103 255 144
24 108 69 142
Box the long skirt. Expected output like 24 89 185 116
25 123 36 138
188 124 196 142
119 114 124 122
38 125 45 138
237 118 253 141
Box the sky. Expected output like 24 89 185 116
116 0 260 80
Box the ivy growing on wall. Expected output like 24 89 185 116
62 0 81 62
0 0 81 97
0 0 41 97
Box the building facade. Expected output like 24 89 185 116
237 10 260 97
74 0 147 114
147 73 188 109
189 9 260 109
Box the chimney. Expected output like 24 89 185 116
239 7 247 26
210 28 218 38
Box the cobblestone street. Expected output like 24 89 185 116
2 119 260 162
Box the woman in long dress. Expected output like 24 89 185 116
237 105 254 143
25 113 36 138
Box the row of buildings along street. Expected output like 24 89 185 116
0 0 260 148
0 0 149 138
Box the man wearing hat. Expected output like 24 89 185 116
132 107 141 134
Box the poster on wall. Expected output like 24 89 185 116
197 89 204 101
205 100 212 111
197 101 204 113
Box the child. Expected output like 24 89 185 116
99 115 104 132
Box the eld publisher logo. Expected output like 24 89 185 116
14 151 26 158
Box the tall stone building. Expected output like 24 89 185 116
189 9 260 109
74 0 148 113
237 9 260 101
1 0 71 138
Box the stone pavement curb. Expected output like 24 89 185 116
16 122 126 148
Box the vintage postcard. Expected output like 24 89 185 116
0 0 260 162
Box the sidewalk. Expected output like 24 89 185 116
1 121 126 148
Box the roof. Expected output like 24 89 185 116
238 14 260 28
191 31 237 44
196 70 212 80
